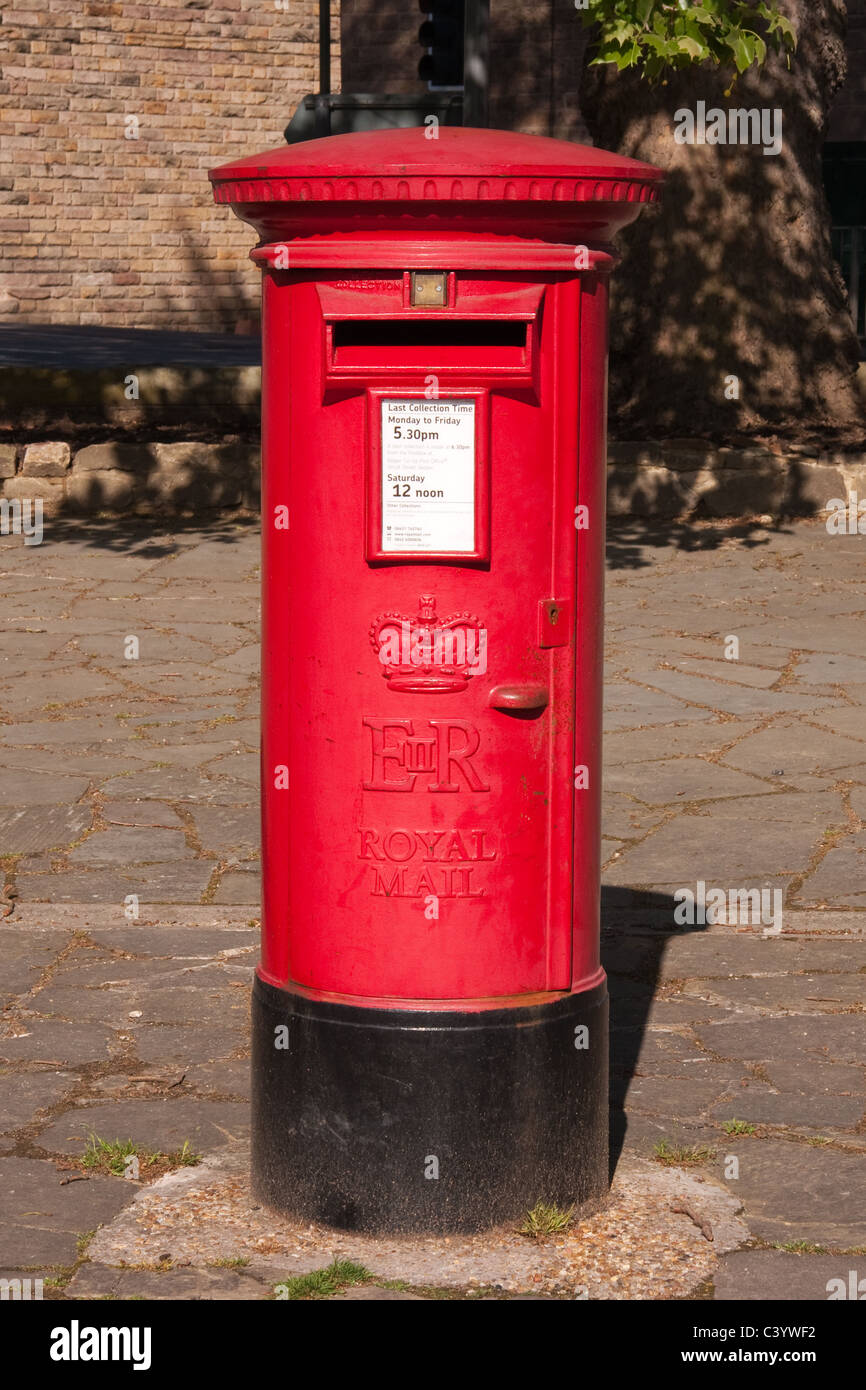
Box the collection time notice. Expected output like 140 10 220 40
380 398 476 554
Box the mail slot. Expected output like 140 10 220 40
210 126 663 1234
319 279 544 385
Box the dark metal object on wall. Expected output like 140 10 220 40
285 0 487 142
462 0 489 127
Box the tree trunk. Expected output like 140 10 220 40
580 0 865 445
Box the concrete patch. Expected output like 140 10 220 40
81 1145 748 1300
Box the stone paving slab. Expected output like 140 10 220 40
0 1021 118 1066
713 1251 866 1301
37 1100 249 1158
67 1262 271 1300
0 806 92 854
0 1073 77 1139
0 1156 135 1266
0 931 69 1003
603 720 762 765
692 1014 866 1066
68 828 197 866
213 870 261 904
683 970 866 1012
19 865 217 904
720 722 866 778
707 1141 866 1248
653 931 866 976
798 839 866 908
27 977 250 1030
604 757 772 804
606 790 848 889
709 1090 863 1129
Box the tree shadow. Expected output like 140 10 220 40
13 512 260 557
608 445 825 527
605 514 796 571
44 447 260 544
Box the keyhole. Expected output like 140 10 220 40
549 605 559 625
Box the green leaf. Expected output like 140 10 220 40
725 29 755 73
592 41 626 64
593 38 641 71
608 20 637 43
761 8 797 48
682 15 713 47
775 14 797 46
641 31 672 54
616 40 641 69
676 35 707 59
586 0 794 79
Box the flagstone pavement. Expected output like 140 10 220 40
1 515 864 1299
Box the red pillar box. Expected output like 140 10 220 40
210 129 663 1234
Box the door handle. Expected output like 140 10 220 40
488 683 550 712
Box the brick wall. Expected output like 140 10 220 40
488 0 590 140
341 0 419 95
0 0 339 329
3 0 861 334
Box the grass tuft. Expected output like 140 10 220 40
274 1259 372 1301
652 1140 716 1166
518 1201 575 1239
80 1133 200 1180
722 1119 757 1136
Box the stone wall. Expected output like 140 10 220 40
606 441 865 522
0 0 339 329
0 439 260 518
3 434 866 524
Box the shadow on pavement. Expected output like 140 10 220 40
606 516 795 571
602 885 709 1180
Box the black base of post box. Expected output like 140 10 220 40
251 974 609 1234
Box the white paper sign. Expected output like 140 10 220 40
380 398 476 553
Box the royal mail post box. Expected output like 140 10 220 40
210 128 662 1233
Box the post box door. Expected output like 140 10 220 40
280 281 578 1003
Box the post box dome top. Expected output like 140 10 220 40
209 126 663 208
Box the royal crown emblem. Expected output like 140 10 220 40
369 596 487 693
